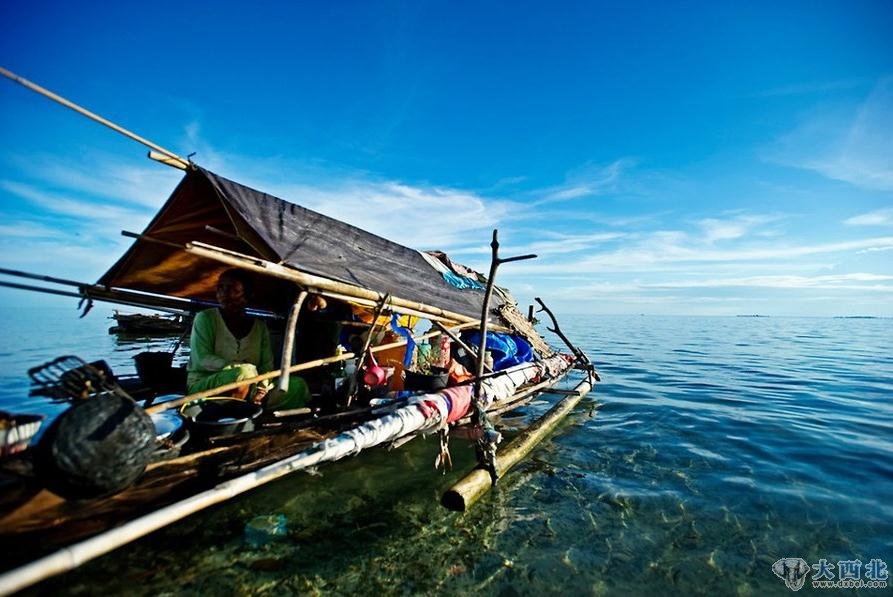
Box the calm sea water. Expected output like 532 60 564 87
1 307 891 595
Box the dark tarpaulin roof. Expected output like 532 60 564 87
98 167 493 318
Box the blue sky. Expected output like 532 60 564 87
1 1 892 316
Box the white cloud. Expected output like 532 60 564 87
535 158 636 204
0 152 178 285
845 207 893 227
488 231 626 258
651 273 893 290
11 152 182 209
489 175 527 189
0 179 151 224
697 218 747 242
3 117 890 317
856 245 893 254
0 221 68 240
507 234 893 275
0 236 130 281
769 77 893 191
157 125 526 254
538 273 893 296
696 214 782 243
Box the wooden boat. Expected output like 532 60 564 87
0 68 599 594
108 311 190 335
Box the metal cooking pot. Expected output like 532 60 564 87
149 410 189 460
179 398 262 438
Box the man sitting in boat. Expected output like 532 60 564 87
186 268 311 409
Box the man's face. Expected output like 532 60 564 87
216 278 247 312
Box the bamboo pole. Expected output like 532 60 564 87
121 230 184 250
323 290 420 321
348 294 390 406
0 281 83 300
0 279 203 316
0 429 339 595
535 297 600 381
0 266 219 315
0 267 90 289
441 374 596 512
388 373 569 453
186 241 482 325
454 376 563 425
320 289 501 329
473 232 501 416
147 150 189 170
470 230 536 483
278 291 308 392
0 67 190 170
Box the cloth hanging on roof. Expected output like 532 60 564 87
418 251 485 291
442 271 485 291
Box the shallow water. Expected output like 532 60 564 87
1 308 891 595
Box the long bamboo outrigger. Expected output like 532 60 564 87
0 66 599 594
0 67 190 170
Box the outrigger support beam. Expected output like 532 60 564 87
441 374 596 512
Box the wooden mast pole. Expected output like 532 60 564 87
0 66 190 170
470 230 536 484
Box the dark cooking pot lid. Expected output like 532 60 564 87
179 398 262 426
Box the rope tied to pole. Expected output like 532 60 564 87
435 428 453 472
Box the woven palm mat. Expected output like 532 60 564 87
497 302 554 357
